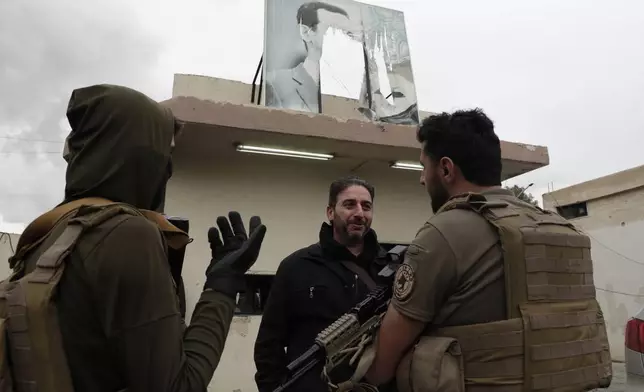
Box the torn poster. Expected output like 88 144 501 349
263 0 419 125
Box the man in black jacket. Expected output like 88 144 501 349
254 176 389 392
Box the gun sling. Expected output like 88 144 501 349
341 261 377 291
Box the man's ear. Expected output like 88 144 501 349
299 24 313 41
439 157 456 180
326 205 334 222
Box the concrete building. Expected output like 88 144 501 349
543 164 644 362
161 74 550 391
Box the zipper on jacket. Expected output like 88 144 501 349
354 274 358 299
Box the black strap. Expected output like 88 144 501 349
341 261 377 291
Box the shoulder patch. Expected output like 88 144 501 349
393 263 415 301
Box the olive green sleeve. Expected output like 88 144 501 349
179 289 236 387
390 222 457 323
88 216 235 392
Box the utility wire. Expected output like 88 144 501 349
0 135 63 144
587 234 644 267
596 287 644 298
0 151 61 155
0 136 63 155
547 191 644 298
548 193 644 267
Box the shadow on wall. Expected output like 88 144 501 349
603 284 637 333
0 233 18 279
0 233 15 253
597 283 644 360
578 218 644 361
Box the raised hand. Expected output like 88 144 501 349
205 212 267 298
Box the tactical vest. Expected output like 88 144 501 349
398 192 612 392
0 200 143 392
0 199 190 392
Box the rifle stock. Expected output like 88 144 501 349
272 245 408 392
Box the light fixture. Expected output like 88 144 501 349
235 144 334 161
390 161 423 171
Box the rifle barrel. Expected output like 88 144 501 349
273 356 320 392
286 344 321 373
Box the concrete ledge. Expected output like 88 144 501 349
171 73 436 121
543 164 644 206
163 73 549 181
163 96 549 170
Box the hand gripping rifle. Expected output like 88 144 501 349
272 245 408 392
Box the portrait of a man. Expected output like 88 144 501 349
265 1 356 113
263 0 419 125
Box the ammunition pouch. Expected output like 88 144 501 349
396 336 465 392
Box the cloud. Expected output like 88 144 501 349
383 0 644 201
2 0 644 226
0 0 168 225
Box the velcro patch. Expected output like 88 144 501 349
394 263 415 301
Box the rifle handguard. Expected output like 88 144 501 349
316 313 361 355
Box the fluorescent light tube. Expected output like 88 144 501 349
236 144 334 161
391 161 423 171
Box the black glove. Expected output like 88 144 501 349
205 211 267 298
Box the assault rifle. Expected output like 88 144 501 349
273 245 408 392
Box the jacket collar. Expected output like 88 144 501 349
318 222 384 265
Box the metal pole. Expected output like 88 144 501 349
517 183 534 198
251 55 264 104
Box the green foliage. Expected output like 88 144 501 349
504 184 539 206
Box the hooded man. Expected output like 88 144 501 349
3 84 267 392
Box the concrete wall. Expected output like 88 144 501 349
164 151 429 392
544 186 644 362
543 164 644 208
172 73 436 121
0 233 18 280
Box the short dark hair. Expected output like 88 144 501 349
328 175 375 206
417 108 502 186
297 1 348 30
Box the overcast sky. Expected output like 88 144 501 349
1 0 643 233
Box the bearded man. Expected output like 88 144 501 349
253 176 390 392
362 109 611 392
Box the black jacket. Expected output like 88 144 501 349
254 223 389 392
